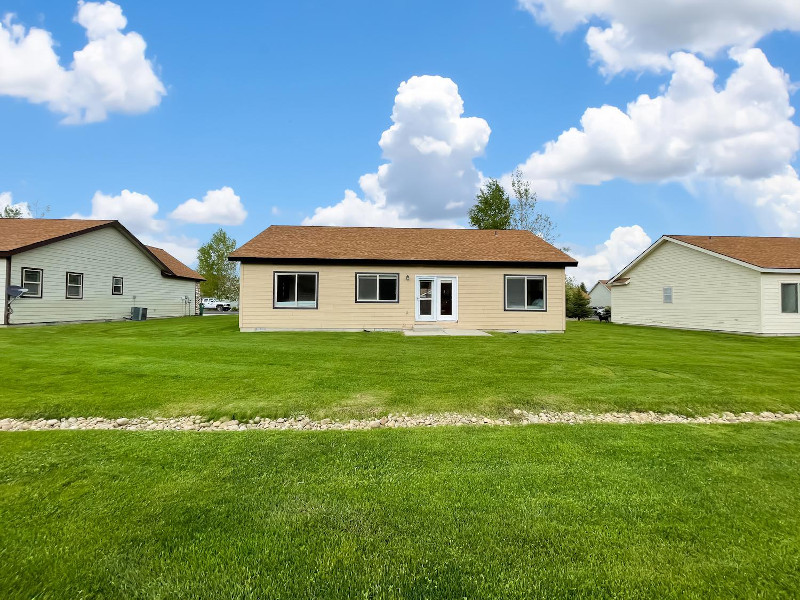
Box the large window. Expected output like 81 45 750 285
112 276 124 296
782 283 799 314
663 286 673 304
505 275 546 311
21 268 43 298
66 272 83 299
274 272 318 309
356 273 398 303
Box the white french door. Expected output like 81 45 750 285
415 276 458 322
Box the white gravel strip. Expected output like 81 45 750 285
1 410 799 432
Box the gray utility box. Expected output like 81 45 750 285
131 307 148 321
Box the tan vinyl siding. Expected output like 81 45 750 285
8 227 196 324
760 274 800 335
239 263 566 331
611 240 762 334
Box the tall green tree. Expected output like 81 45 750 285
468 179 512 230
510 169 557 244
197 229 239 299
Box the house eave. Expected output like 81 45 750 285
229 257 578 268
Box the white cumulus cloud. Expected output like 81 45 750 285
570 225 651 286
0 191 32 217
518 0 800 75
170 186 247 226
304 75 490 227
514 49 800 232
0 1 165 123
70 189 165 234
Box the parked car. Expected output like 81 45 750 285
201 298 232 311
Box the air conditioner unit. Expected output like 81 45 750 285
131 307 148 321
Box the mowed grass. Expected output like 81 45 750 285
1 424 799 599
1 316 800 419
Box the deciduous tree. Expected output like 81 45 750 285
197 229 239 300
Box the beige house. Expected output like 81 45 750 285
229 226 577 332
608 235 800 335
1 219 204 326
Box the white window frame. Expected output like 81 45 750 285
112 276 124 296
21 267 43 298
355 273 399 303
663 286 673 304
273 272 318 309
504 275 547 312
66 272 83 300
781 282 799 314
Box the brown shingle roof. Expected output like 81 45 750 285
669 235 800 269
0 218 115 254
146 246 205 281
0 218 204 280
230 226 577 265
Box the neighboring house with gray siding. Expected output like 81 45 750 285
608 235 800 335
588 280 611 308
1 219 204 326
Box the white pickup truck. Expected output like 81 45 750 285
201 298 232 311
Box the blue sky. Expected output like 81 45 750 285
1 1 799 283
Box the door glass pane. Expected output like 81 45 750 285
781 283 799 313
526 278 544 309
506 277 525 309
378 276 397 301
358 275 377 301
419 280 432 299
419 299 432 316
276 274 296 303
440 281 453 316
297 274 317 305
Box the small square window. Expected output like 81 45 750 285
112 276 123 296
663 286 673 304
21 268 43 298
66 272 83 299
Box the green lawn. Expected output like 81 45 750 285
1 424 799 599
1 316 799 419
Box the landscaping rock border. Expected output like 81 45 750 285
1 410 799 432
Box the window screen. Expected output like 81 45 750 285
781 283 799 314
66 272 83 299
21 268 42 298
274 272 317 308
356 274 398 302
505 276 546 311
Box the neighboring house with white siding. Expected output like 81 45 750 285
588 280 611 309
608 235 800 335
1 219 204 326
229 225 577 332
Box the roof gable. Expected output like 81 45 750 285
608 235 800 283
0 218 203 280
146 246 205 281
230 225 577 266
